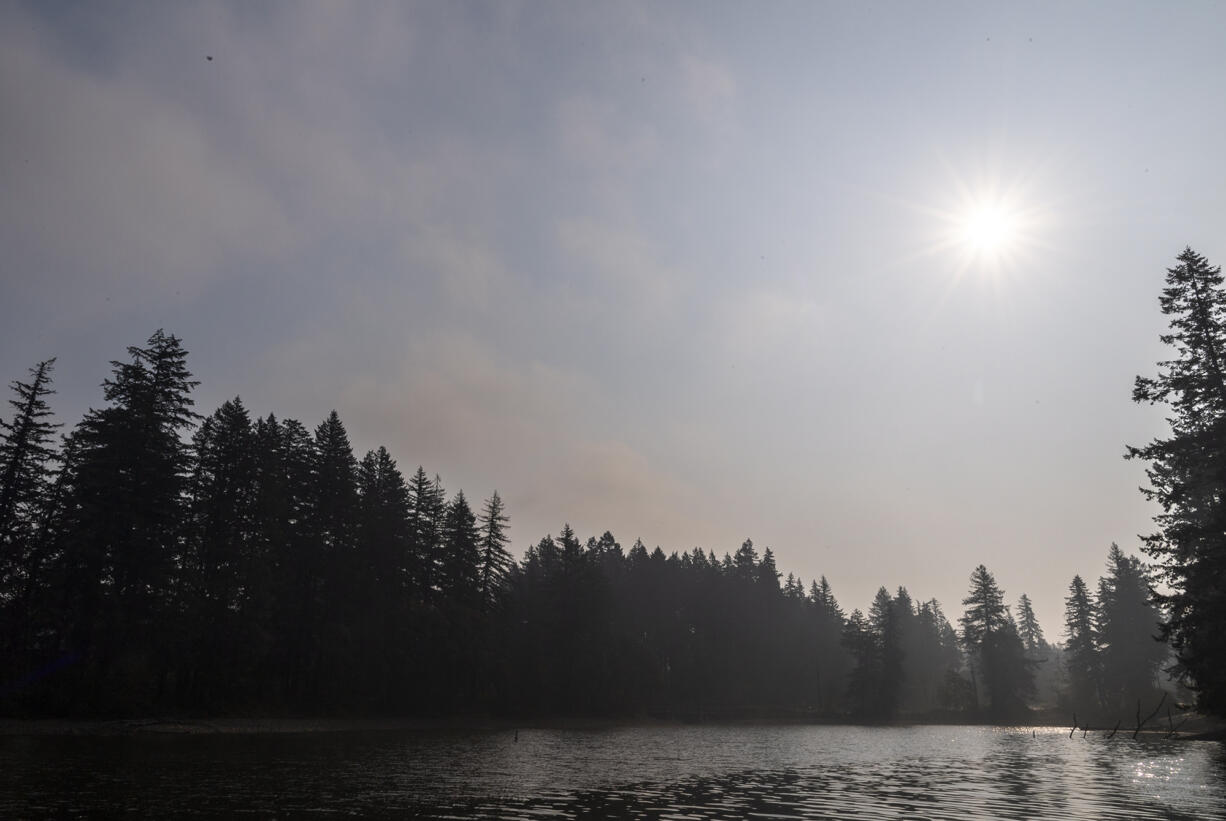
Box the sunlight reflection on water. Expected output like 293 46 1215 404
2 724 1223 818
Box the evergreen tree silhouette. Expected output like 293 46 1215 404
0 359 59 554
959 565 1033 718
55 330 198 711
0 358 60 700
476 491 511 612
869 586 903 720
1063 574 1100 714
182 397 257 708
440 490 480 604
1129 247 1226 716
309 411 360 706
356 445 413 708
1014 594 1046 654
1096 544 1166 713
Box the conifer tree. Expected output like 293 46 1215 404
1063 574 1100 713
809 576 847 713
476 491 511 611
311 411 359 556
959 565 1033 718
440 490 480 603
0 358 61 697
407 467 444 599
187 398 257 612
1129 247 1226 716
1015 594 1046 654
733 538 757 583
354 445 413 706
306 411 360 703
182 398 257 707
55 330 198 709
357 446 412 590
757 547 781 592
810 576 842 621
959 565 1009 648
842 609 876 718
869 586 903 719
0 359 59 552
911 598 962 712
1096 544 1167 713
0 358 60 611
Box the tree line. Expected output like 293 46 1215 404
0 248 1222 721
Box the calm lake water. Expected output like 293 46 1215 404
2 724 1223 818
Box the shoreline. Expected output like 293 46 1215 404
3 715 1222 739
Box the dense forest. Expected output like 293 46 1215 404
0 248 1222 723
0 335 1182 723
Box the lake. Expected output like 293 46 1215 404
2 724 1223 818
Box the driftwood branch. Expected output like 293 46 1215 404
1166 706 1190 738
1133 693 1167 739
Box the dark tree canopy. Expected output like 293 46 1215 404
0 329 1184 725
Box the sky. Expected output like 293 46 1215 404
3 1 1225 636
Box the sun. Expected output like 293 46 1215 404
923 181 1045 281
899 151 1056 299
957 201 1022 261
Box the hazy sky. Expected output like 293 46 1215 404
3 1 1225 634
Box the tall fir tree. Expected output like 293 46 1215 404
809 576 847 713
355 445 414 708
310 411 359 558
186 398 257 613
0 358 60 699
253 415 317 705
440 490 480 604
308 411 360 705
1015 594 1046 654
842 609 876 719
181 397 257 708
1096 544 1167 713
1063 574 1100 714
55 330 199 711
357 446 412 592
0 359 59 552
869 586 903 720
407 466 444 600
1129 247 1226 717
476 491 511 611
959 565 1033 718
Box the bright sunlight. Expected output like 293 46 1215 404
959 203 1020 258
916 166 1050 286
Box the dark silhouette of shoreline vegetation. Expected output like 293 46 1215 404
0 248 1222 726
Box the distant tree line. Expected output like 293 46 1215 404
0 248 1220 721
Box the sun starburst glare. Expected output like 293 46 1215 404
944 188 1038 276
907 160 1052 293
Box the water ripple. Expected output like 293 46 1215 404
2 725 1222 819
